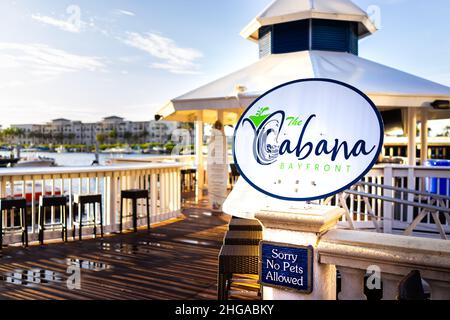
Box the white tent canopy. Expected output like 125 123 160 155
241 0 378 41
158 50 450 121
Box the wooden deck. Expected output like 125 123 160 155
0 200 255 300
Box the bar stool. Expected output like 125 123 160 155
218 245 260 300
38 195 68 245
224 230 262 246
120 189 150 233
228 217 263 232
0 198 29 248
181 169 196 193
73 194 103 241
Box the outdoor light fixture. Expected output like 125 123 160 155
431 100 450 110
154 114 163 121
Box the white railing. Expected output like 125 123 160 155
324 165 450 237
318 229 450 300
0 163 183 245
109 155 195 166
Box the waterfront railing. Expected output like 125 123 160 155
321 165 450 238
0 163 182 245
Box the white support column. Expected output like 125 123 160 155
383 166 394 234
150 173 157 221
106 174 117 231
407 108 417 166
420 110 429 165
217 110 225 125
195 112 205 201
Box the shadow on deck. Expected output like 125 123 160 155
0 200 253 300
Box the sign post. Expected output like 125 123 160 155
228 78 384 300
256 206 344 300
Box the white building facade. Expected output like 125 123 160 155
11 116 180 145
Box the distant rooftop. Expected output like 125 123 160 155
102 116 125 121
51 118 71 123
241 0 377 42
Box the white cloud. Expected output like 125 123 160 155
114 9 136 17
0 43 105 78
123 32 203 74
31 14 82 33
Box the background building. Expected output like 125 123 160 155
9 116 182 146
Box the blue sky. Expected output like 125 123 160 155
0 0 449 134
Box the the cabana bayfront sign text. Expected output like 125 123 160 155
234 78 384 201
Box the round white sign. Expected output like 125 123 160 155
234 79 384 201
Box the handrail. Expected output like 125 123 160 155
0 163 184 177
356 181 450 201
345 189 450 214
318 228 450 300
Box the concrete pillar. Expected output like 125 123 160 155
338 267 367 300
407 108 417 166
428 279 450 300
381 273 403 300
195 113 205 201
420 110 429 165
256 206 344 300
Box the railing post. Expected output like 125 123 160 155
106 173 117 232
337 267 367 300
381 273 403 300
428 279 450 300
383 166 394 234
150 172 158 222
407 168 415 224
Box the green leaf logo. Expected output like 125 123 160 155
248 107 270 128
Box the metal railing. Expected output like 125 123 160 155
323 165 450 239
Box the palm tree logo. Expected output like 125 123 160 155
248 107 271 128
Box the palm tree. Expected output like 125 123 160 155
96 133 106 145
444 126 450 137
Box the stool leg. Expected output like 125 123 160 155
93 203 97 238
0 210 3 249
39 206 45 245
132 198 137 233
60 206 65 242
119 197 123 233
99 202 104 238
218 273 225 300
146 196 150 232
72 203 77 240
227 273 232 292
23 207 29 248
64 205 68 242
79 203 83 241
19 207 24 247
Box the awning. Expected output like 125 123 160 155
158 50 450 122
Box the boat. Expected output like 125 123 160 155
0 158 20 168
14 156 56 168
143 146 165 155
56 145 67 153
102 146 133 154
21 148 41 153
7 182 62 204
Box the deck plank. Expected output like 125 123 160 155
0 206 235 300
